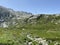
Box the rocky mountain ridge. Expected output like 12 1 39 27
0 6 60 28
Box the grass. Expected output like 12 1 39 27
0 20 60 45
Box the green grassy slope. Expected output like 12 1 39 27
0 15 60 45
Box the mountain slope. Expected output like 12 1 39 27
0 6 33 27
0 6 60 45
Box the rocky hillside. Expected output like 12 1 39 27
0 6 60 28
0 6 32 27
0 6 60 45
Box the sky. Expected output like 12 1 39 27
0 0 60 14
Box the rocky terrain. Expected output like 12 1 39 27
0 6 60 45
